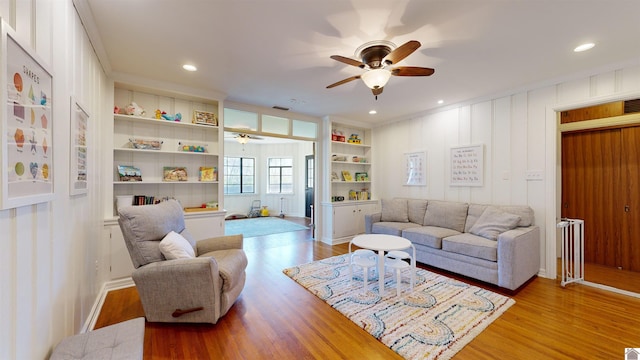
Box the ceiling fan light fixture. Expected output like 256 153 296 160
236 134 250 144
361 68 391 89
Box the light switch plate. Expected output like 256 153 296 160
525 170 544 181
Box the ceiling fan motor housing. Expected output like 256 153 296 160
359 45 392 69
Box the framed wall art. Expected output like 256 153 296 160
70 97 89 195
193 110 217 126
450 144 484 187
404 151 427 186
1 22 54 209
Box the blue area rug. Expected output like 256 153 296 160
225 217 309 238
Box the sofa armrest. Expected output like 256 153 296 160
364 212 382 234
497 226 540 290
133 257 221 322
197 234 243 255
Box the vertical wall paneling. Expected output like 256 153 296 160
621 66 640 93
493 97 512 205
510 92 529 204
470 101 492 204
14 207 33 360
594 71 617 97
34 0 52 62
0 1 108 358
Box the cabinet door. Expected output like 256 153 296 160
186 214 224 240
108 225 135 280
356 203 379 231
333 205 358 238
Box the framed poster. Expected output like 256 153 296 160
70 97 89 195
1 22 54 209
404 151 426 186
450 144 484 187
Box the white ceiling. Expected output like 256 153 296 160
76 0 640 125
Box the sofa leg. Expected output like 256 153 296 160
172 307 204 317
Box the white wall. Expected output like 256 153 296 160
0 1 108 359
224 140 314 218
372 62 640 280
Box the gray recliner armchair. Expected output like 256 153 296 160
118 199 248 324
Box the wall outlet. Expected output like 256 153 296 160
525 170 544 181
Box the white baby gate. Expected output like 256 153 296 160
556 218 585 287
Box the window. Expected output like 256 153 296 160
268 158 293 194
224 157 255 194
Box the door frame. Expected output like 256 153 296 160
554 92 640 292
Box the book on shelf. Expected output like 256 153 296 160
118 165 142 182
198 166 217 181
342 170 353 181
163 166 188 182
355 172 369 182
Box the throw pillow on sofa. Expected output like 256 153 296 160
381 198 409 222
469 206 521 240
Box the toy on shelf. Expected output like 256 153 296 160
154 109 162 119
114 106 120 114
161 111 182 122
124 102 146 117
332 129 345 142
347 133 361 144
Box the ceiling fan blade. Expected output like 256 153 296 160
330 55 366 68
391 66 435 76
383 40 420 65
326 75 361 89
372 87 383 96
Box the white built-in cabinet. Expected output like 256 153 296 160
321 120 379 244
331 201 379 239
104 83 226 280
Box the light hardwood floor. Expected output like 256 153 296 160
96 218 640 359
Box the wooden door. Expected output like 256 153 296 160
621 127 640 271
561 129 622 268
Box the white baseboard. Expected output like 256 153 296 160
82 277 135 333
581 280 640 299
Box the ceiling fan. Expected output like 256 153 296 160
231 132 263 144
327 40 434 99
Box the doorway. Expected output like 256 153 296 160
305 154 314 218
561 125 640 292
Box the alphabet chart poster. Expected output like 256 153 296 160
450 145 484 187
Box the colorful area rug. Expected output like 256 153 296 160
283 254 514 360
225 217 308 238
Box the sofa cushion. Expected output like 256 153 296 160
465 204 534 232
407 199 428 225
442 233 498 262
423 200 468 232
372 222 421 236
402 226 461 249
469 206 521 240
381 198 409 222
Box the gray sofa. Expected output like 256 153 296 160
365 198 540 290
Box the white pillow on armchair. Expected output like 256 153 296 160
159 231 196 259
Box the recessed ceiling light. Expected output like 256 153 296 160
182 64 197 71
369 110 377 115
574 43 595 52
437 99 444 104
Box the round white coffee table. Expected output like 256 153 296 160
349 234 416 296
